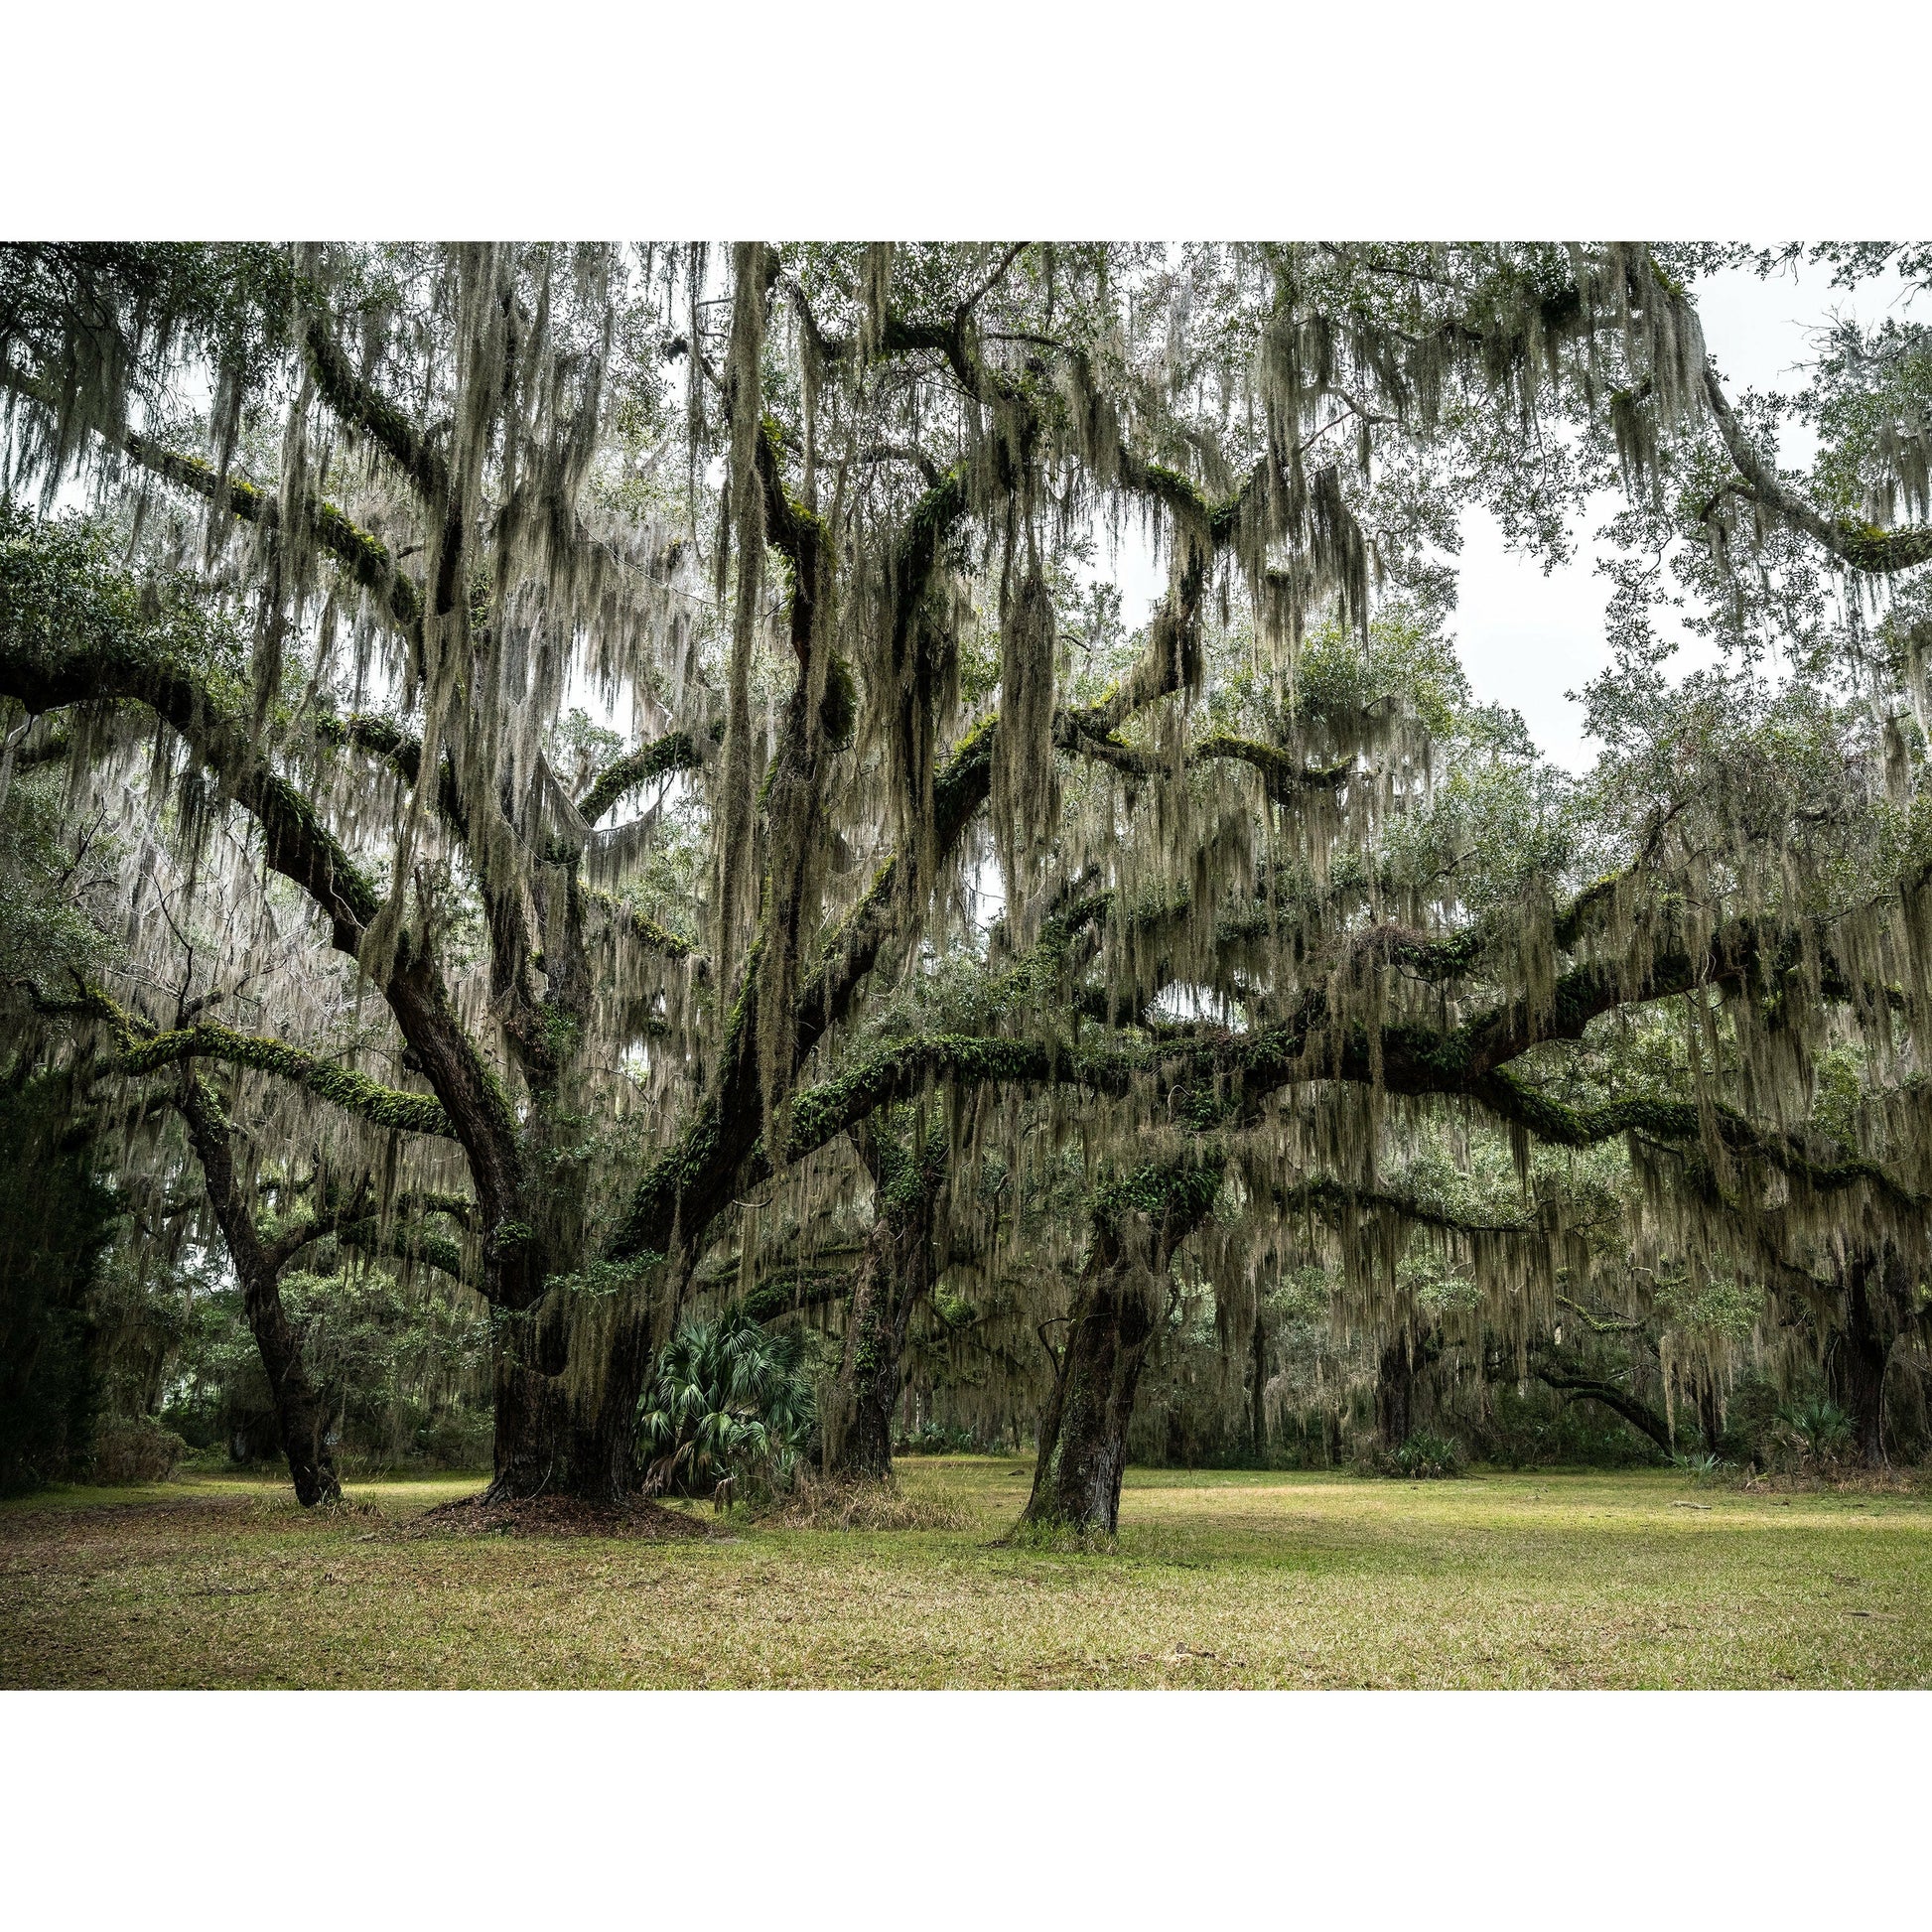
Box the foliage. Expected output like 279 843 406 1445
637 1311 815 1501
1391 1429 1462 1478
5 239 1932 1523
90 1418 188 1483
895 1420 985 1455
163 1266 491 1472
1779 1396 1855 1465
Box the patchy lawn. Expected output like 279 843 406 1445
3 1458 1927 1688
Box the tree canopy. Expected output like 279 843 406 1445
5 240 1932 1524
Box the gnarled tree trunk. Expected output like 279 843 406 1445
1834 1256 1894 1470
1375 1333 1439 1451
1023 1261 1160 1534
177 1079 341 1507
486 1286 656 1502
827 1115 947 1480
1023 1161 1221 1535
829 1226 923 1479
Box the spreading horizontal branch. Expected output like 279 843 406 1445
1700 358 1932 575
122 1019 456 1138
576 729 702 828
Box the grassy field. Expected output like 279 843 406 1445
3 1457 1927 1689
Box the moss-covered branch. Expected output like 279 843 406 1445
576 729 701 827
121 1019 455 1137
0 354 426 647
301 314 448 508
1700 358 1932 576
589 890 701 964
0 511 381 949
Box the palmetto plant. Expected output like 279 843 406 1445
1779 1395 1853 1463
637 1312 815 1504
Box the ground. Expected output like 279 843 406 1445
3 1458 1927 1689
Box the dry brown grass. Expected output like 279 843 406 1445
754 1471 974 1532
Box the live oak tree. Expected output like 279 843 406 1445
6 240 1932 1522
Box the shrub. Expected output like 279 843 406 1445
1391 1429 1461 1478
759 1471 971 1531
637 1311 815 1504
1778 1396 1853 1465
90 1419 187 1484
895 1421 984 1456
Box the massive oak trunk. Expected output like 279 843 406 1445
1023 1262 1160 1535
1375 1333 1438 1450
486 1284 657 1502
1835 1257 1894 1470
177 1081 341 1507
1023 1163 1220 1535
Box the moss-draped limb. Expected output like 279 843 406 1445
1274 1174 1541 1240
1471 1065 1927 1213
737 1266 854 1325
311 710 468 829
792 570 1205 1079
1531 1363 1675 1453
589 890 702 964
0 356 427 647
576 729 701 828
1697 359 1932 577
752 415 827 662
0 532 381 948
300 314 449 508
333 1216 473 1285
778 1035 1065 1169
1065 723 1353 805
0 513 530 1279
1188 733 1354 803
122 1020 456 1138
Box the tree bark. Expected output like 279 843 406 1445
1023 1161 1220 1534
1022 1261 1160 1534
485 1288 655 1501
826 1116 945 1480
176 1080 341 1507
1835 1257 1893 1470
828 1226 921 1480
1375 1334 1438 1450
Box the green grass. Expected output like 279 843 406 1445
3 1458 1928 1688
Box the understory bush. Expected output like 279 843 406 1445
759 1471 971 1530
638 1311 815 1503
90 1418 188 1484
895 1420 989 1456
1391 1429 1462 1478
1775 1395 1855 1466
